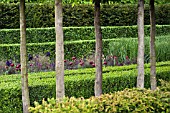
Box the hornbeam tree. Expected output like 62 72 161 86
150 0 156 90
20 0 30 112
137 0 145 88
55 0 65 100
94 0 103 97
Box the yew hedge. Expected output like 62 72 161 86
0 3 170 29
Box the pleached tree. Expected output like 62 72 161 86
137 0 145 88
20 0 30 112
55 0 65 100
94 0 103 97
150 0 157 90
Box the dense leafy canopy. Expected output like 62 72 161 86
0 0 169 4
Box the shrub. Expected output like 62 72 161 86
0 3 170 29
29 87 170 113
0 25 170 44
0 63 170 112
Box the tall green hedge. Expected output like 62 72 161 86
0 3 169 29
0 25 170 44
0 62 170 113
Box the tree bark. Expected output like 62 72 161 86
94 0 102 97
150 0 157 90
55 0 65 100
137 0 145 88
20 0 30 112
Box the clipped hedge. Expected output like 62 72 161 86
1 0 169 4
0 3 170 29
0 62 170 112
0 35 169 62
0 39 98 61
0 25 170 44
1 61 169 83
29 88 170 113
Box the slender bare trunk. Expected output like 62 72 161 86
137 0 145 88
55 0 65 100
150 0 156 90
94 0 102 97
20 0 30 112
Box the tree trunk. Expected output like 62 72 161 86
20 0 30 112
55 0 65 100
94 0 102 97
150 0 157 90
137 0 145 88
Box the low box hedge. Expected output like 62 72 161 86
0 61 169 83
0 3 170 29
0 25 170 44
1 61 169 83
0 62 170 112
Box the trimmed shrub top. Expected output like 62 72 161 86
0 25 170 44
0 61 170 90
29 86 170 112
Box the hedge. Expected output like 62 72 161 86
0 61 169 83
0 25 170 44
0 62 170 112
0 39 100 61
0 35 169 62
0 3 170 29
1 0 169 4
29 87 170 113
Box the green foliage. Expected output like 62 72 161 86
0 62 170 112
0 0 53 3
0 40 95 61
0 35 169 62
29 87 170 113
0 87 22 113
0 3 170 29
112 0 170 4
158 79 170 91
1 25 170 44
1 0 169 4
107 35 170 63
